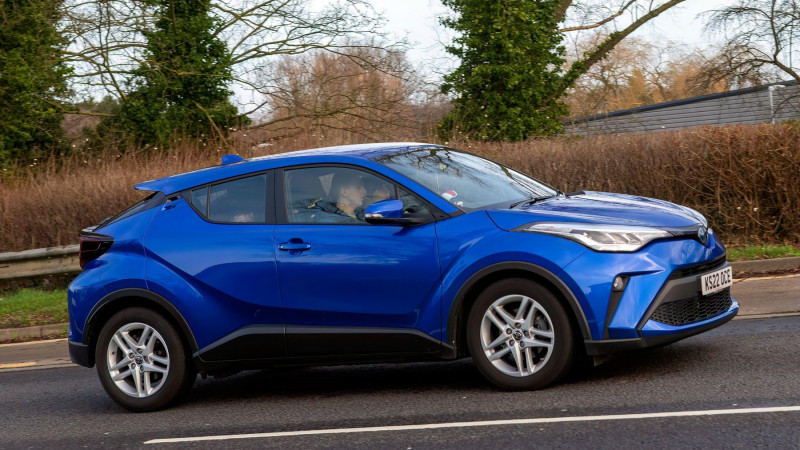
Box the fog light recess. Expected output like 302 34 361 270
612 276 626 292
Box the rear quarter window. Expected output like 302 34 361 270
96 192 165 229
189 174 268 223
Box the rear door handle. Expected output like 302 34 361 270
279 239 311 254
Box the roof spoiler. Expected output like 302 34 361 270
221 154 245 165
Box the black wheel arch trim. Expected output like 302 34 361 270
446 261 592 356
84 288 199 355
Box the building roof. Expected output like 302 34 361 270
567 80 798 126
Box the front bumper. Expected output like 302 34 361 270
558 231 738 355
584 298 738 355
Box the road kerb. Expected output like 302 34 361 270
0 323 67 342
731 256 800 276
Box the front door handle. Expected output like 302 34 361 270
279 238 311 254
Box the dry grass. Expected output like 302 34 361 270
0 141 295 251
1 123 798 252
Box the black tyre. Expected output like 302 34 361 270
466 278 574 390
94 307 195 412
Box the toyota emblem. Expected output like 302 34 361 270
698 227 708 244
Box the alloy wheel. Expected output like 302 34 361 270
105 322 171 398
479 294 555 377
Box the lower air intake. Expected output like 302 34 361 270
650 288 732 326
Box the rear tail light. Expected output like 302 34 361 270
79 233 114 269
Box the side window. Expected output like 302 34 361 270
398 187 431 216
191 187 208 215
285 167 373 224
284 167 430 224
189 174 267 223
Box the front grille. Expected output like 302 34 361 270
650 288 732 326
670 256 727 280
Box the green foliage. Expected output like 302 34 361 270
0 0 71 166
99 0 247 146
727 245 800 261
440 0 568 141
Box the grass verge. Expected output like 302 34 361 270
0 288 68 329
727 245 800 261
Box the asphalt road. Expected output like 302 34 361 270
1 315 799 449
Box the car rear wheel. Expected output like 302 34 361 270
95 307 195 412
467 278 574 390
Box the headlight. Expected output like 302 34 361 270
514 222 672 252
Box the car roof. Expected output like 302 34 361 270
135 142 443 195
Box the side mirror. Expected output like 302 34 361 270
364 199 431 226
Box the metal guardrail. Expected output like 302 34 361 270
0 245 80 281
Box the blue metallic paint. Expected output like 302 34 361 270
67 143 738 371
143 199 282 349
275 222 442 341
434 212 591 339
567 231 727 339
365 199 404 218
487 194 703 230
67 206 161 343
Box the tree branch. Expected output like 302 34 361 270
558 0 637 33
547 0 688 106
40 98 116 117
554 0 573 23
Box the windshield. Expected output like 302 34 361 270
373 148 557 211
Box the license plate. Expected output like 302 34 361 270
700 266 733 295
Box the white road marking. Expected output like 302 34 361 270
144 405 800 444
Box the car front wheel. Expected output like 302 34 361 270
467 278 574 390
95 307 194 412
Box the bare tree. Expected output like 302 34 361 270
60 0 154 106
565 35 779 117
254 46 436 145
59 0 399 118
551 0 691 104
706 0 799 84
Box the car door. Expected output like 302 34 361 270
274 164 443 358
144 171 286 359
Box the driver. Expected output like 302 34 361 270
312 172 367 223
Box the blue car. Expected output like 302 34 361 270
68 143 738 411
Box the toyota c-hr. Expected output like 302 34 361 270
68 143 737 411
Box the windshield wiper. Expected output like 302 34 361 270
509 195 555 209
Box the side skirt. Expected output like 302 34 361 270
193 325 453 372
